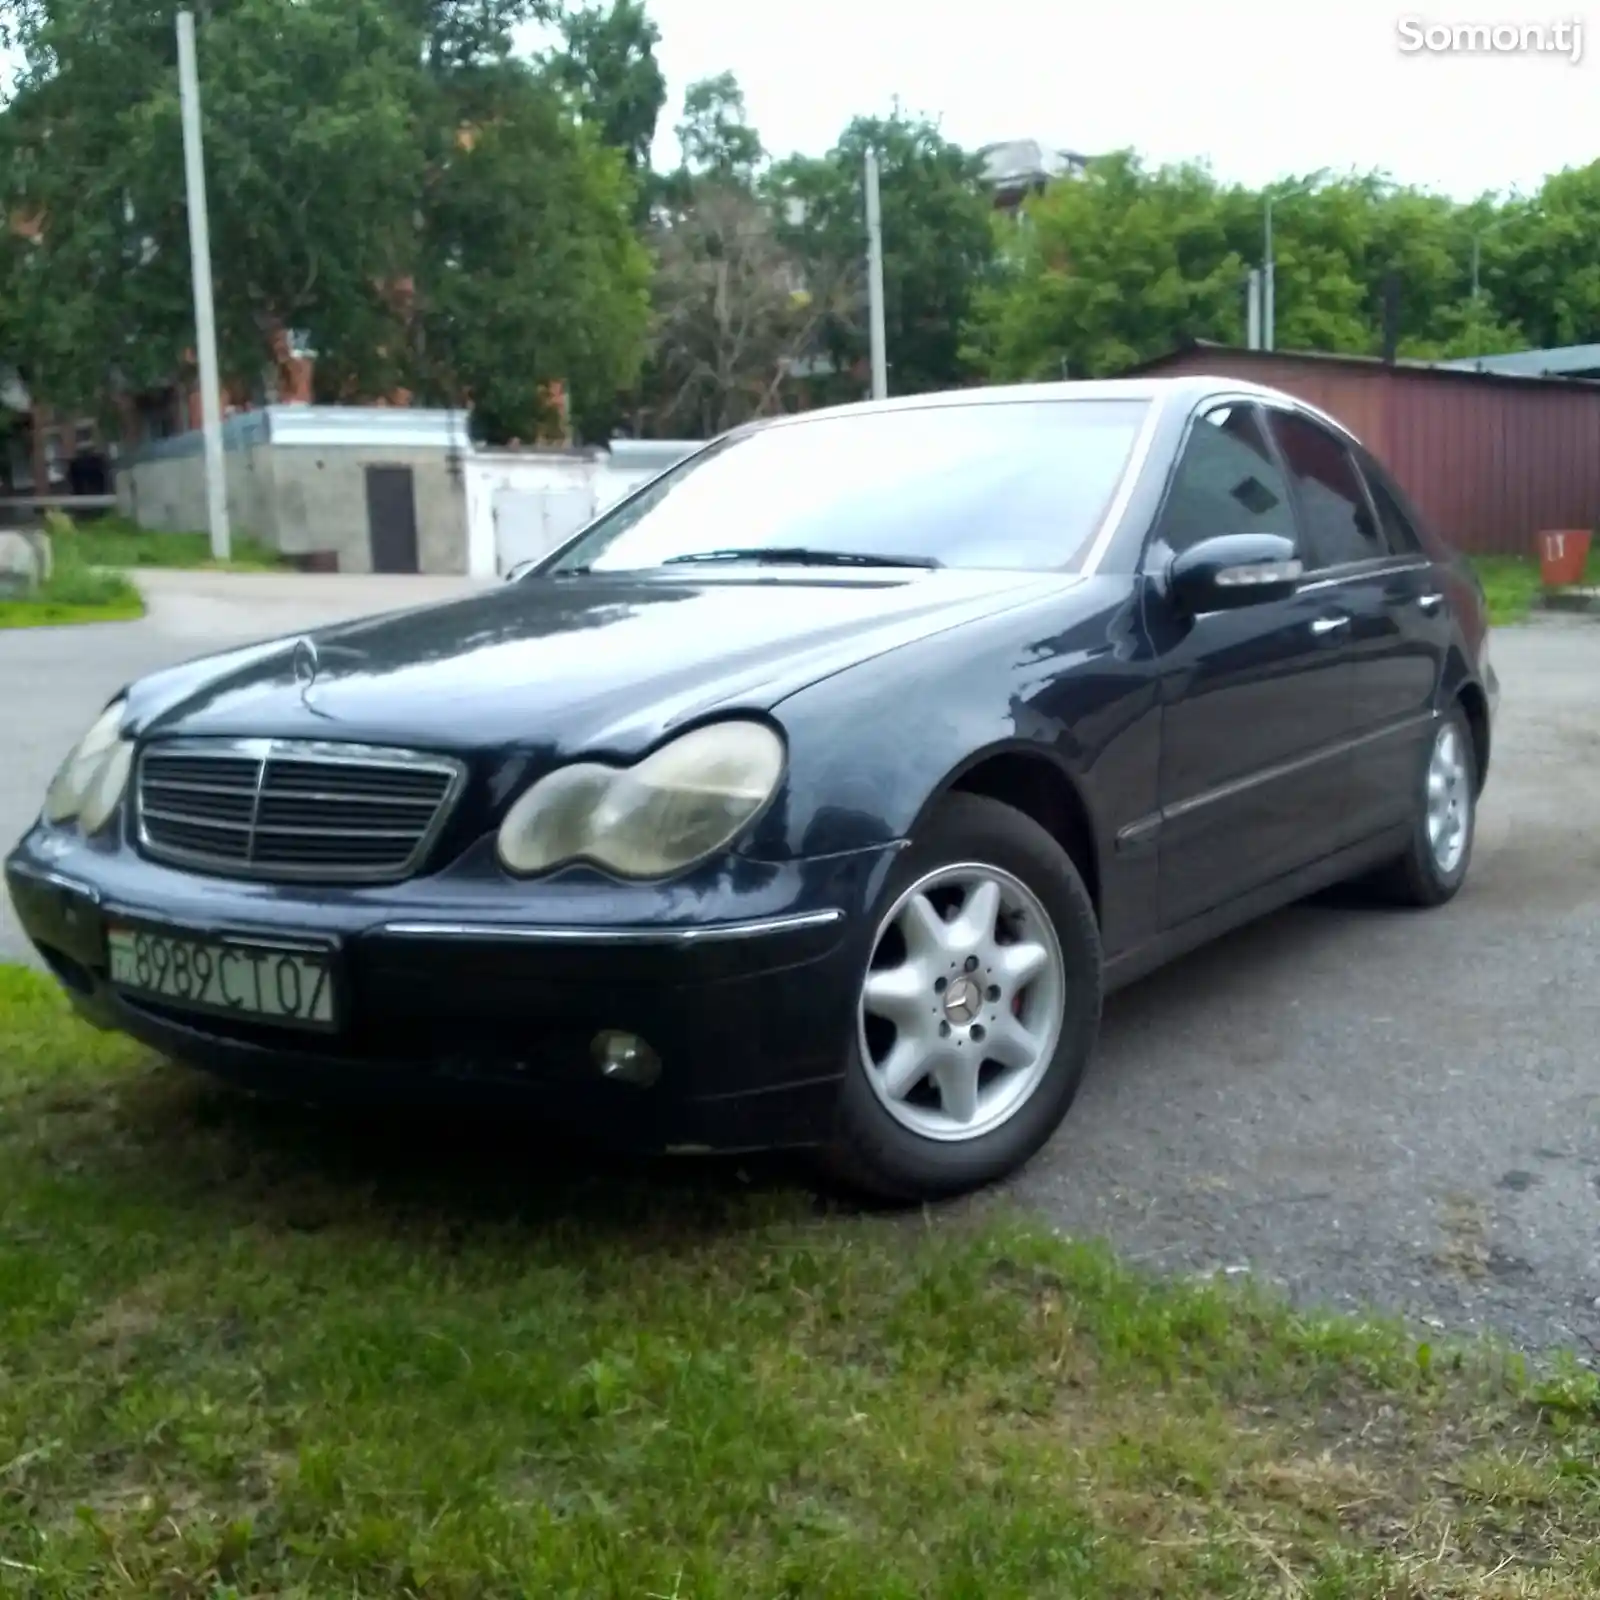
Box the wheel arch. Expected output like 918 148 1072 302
912 742 1103 923
1456 679 1491 794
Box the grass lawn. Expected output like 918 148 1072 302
49 514 286 574
3 961 1600 1598
1 515 288 630
1471 549 1600 627
0 553 145 632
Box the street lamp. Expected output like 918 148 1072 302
1467 216 1507 359
1470 213 1510 302
1260 176 1319 352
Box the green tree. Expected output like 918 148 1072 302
1254 176 1515 358
1 0 423 415
0 0 647 441
549 0 667 184
960 156 1548 380
674 71 764 185
1495 161 1600 349
395 0 555 71
965 152 1257 380
411 69 650 441
770 110 996 400
1238 177 1382 355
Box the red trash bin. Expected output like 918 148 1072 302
1538 529 1592 588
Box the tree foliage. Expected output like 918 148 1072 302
770 110 997 401
0 0 648 441
965 151 1600 381
1494 164 1600 349
548 0 666 184
674 71 763 185
616 72 810 438
5 0 1598 455
406 68 651 440
640 182 845 438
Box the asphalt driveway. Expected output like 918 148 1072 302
1015 617 1600 1357
0 570 484 961
3 573 1597 1355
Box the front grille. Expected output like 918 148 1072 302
135 739 465 884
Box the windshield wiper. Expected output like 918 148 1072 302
662 546 941 570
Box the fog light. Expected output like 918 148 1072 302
591 1030 662 1087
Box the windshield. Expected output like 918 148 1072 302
546 398 1150 575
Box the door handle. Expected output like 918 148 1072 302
1310 614 1351 637
1417 591 1444 614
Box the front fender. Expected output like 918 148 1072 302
741 581 1146 863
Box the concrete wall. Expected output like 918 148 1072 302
117 407 473 573
268 445 468 574
118 409 697 576
118 412 277 543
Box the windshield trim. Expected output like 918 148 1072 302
1076 390 1166 573
531 394 1167 581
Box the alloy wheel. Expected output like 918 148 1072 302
1426 721 1471 876
856 863 1067 1142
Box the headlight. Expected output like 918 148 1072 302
43 699 132 833
497 719 785 879
79 741 136 835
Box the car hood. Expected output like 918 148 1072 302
125 568 1075 758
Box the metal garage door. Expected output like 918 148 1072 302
494 485 596 574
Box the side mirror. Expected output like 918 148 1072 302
1167 533 1302 614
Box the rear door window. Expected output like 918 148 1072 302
1355 457 1425 556
1267 410 1386 571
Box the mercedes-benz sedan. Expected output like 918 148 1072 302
6 377 1497 1199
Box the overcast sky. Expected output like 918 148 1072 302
3 3 1591 200
537 0 1594 199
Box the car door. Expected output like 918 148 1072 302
1142 400 1357 930
1344 452 1454 836
1263 410 1449 845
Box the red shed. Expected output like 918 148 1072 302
1127 341 1600 556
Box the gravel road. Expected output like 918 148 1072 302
3 573 1597 1355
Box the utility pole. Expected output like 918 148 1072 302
177 9 230 562
864 148 888 400
1263 195 1275 352
1246 269 1262 350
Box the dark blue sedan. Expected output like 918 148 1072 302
5 377 1498 1199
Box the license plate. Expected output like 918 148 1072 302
106 924 337 1030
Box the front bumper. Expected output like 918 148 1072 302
5 825 902 1153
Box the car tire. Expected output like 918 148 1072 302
823 791 1102 1203
1367 702 1478 909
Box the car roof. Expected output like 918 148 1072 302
753 374 1355 440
